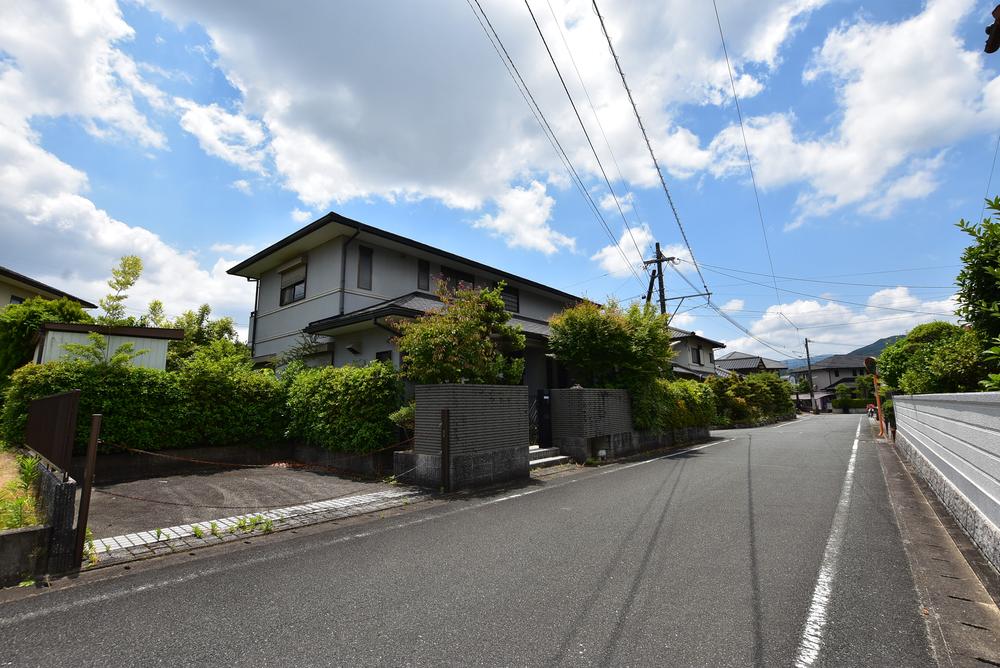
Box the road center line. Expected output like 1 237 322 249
794 417 862 667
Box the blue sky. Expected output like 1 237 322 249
2 0 998 358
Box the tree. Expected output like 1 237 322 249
878 321 961 389
956 199 1000 340
98 255 143 325
164 304 240 370
854 374 875 400
794 376 812 394
878 322 995 394
0 297 93 381
394 282 525 385
548 300 673 388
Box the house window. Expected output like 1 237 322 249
375 350 393 363
9 295 25 305
417 259 430 291
834 369 839 377
442 266 474 290
691 346 702 365
358 246 373 290
279 264 307 306
709 349 715 364
499 285 519 313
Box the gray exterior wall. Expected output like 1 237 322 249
673 335 719 376
894 392 1000 572
791 366 867 390
250 230 575 365
549 388 632 440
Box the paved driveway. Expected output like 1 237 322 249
83 464 398 538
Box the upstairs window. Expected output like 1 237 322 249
500 285 519 313
442 266 474 291
358 246 373 290
375 350 393 363
279 264 307 306
691 346 702 365
9 295 25 305
417 259 430 291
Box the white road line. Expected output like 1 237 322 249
794 417 862 667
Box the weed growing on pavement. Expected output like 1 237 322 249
210 521 220 537
262 519 273 533
154 528 163 541
192 525 204 539
17 579 35 587
82 527 97 567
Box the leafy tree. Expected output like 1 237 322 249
394 282 525 385
794 376 812 394
548 300 673 388
0 297 93 381
956 198 1000 340
60 332 147 367
877 321 961 389
163 304 240 370
854 374 874 400
98 255 143 325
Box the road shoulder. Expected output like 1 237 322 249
877 426 1000 666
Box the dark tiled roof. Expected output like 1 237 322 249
668 326 726 349
716 352 788 372
809 354 869 371
0 265 97 308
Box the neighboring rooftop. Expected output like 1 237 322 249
808 354 869 371
716 351 788 372
668 326 726 349
227 211 583 303
0 265 97 308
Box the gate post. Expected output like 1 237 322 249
440 409 450 493
537 389 552 449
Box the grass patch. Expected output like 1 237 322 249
0 451 41 530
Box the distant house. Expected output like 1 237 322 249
227 211 583 396
669 326 726 380
715 351 788 376
788 354 869 392
0 265 96 308
34 323 184 371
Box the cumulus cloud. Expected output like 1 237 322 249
474 181 575 255
590 224 654 277
175 98 268 174
0 0 252 325
710 0 1000 224
231 179 252 194
210 242 255 256
721 298 745 311
720 288 958 358
291 208 312 223
599 191 634 213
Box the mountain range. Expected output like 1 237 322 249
780 335 903 369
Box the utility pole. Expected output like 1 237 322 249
643 243 668 315
804 338 818 414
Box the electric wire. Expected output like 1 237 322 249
591 0 710 296
980 131 1000 224
523 0 649 273
466 0 645 287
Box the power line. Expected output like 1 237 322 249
711 0 791 329
465 0 645 287
692 260 955 290
523 0 649 272
687 260 956 316
980 131 1000 224
591 0 710 296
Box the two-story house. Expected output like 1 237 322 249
789 354 869 392
0 264 96 308
715 351 788 376
227 212 582 396
668 326 726 379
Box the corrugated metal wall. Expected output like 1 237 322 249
895 392 1000 569
39 331 169 370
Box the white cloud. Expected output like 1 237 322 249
474 181 575 255
720 288 958 358
231 179 252 194
175 98 268 174
148 0 825 245
599 191 634 213
721 298 745 311
590 224 653 277
291 208 312 223
710 0 1000 223
0 1 252 326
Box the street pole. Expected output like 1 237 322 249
804 338 818 414
655 242 666 315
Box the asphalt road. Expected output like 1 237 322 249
1 414 934 667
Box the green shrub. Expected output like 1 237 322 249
832 398 870 409
631 378 716 432
0 353 285 453
286 362 403 453
0 297 93 384
705 373 794 425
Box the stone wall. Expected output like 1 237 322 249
894 392 1000 572
398 384 529 490
0 525 50 587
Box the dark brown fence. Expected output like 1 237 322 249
25 389 80 473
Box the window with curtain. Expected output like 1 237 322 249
279 264 307 306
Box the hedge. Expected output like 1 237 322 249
631 378 716 432
285 362 403 453
705 373 795 426
0 358 285 453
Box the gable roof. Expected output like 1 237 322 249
227 211 583 303
0 265 97 308
809 354 869 371
716 351 787 371
668 326 726 349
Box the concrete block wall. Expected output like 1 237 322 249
894 392 1000 572
37 463 77 573
415 384 528 455
549 388 631 440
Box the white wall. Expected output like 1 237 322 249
894 392 1000 571
37 331 170 370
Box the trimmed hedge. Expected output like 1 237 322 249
705 373 794 426
0 358 285 453
285 362 403 453
631 378 716 432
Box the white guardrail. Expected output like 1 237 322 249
893 392 1000 570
